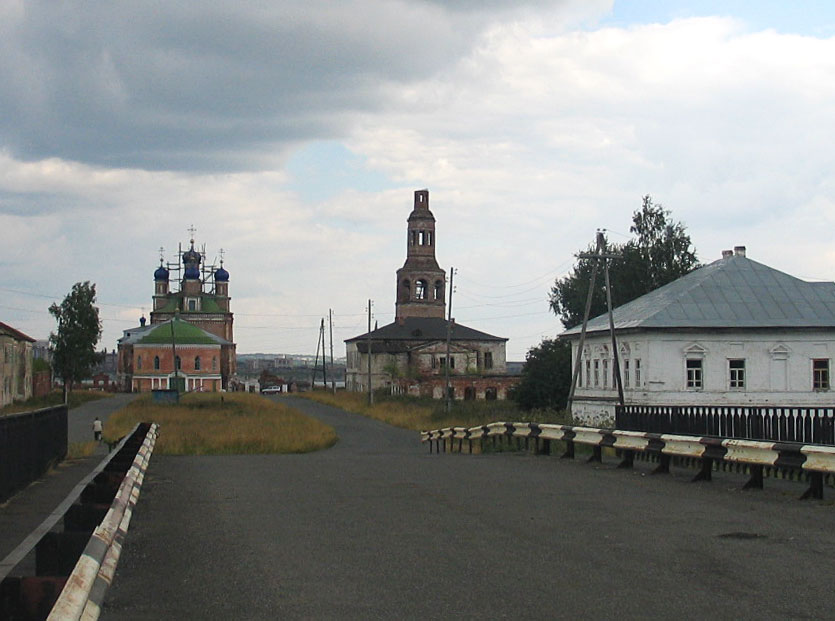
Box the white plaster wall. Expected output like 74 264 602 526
569 329 835 426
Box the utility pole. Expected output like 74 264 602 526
444 267 455 414
312 318 322 389
329 309 336 394
367 299 373 405
566 230 624 413
320 318 327 389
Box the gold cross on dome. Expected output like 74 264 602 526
187 224 197 241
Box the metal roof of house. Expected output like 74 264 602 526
346 316 506 344
561 254 835 336
0 321 35 342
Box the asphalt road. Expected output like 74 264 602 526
103 397 835 620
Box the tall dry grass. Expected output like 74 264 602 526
104 392 337 455
300 390 568 432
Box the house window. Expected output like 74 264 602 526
593 360 599 387
813 359 830 390
154 356 160 370
484 351 493 370
195 356 201 371
212 357 217 371
635 359 641 387
729 359 745 389
175 356 182 370
485 387 497 400
585 359 591 388
188 299 196 311
415 280 427 300
464 386 475 400
440 356 455 369
624 359 630 388
686 359 703 389
602 359 609 388
137 355 142 370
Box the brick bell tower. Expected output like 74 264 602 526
395 189 446 320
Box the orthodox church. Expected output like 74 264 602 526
345 190 518 400
117 234 236 392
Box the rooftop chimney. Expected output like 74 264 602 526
722 250 733 259
734 246 747 257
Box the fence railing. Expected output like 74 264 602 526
0 405 68 503
421 421 835 500
615 405 835 446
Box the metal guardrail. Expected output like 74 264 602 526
0 422 158 620
0 406 68 504
421 422 835 500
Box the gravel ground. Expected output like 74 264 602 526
102 396 835 620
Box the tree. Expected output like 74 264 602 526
49 282 102 400
509 339 573 411
549 195 698 328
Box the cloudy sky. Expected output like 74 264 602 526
2 0 835 360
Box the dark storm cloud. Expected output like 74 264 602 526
0 0 575 171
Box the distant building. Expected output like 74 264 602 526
345 190 518 400
0 321 35 407
118 234 236 391
562 247 835 425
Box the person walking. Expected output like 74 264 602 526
93 417 103 442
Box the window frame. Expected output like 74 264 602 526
686 358 703 389
813 358 830 391
728 358 745 390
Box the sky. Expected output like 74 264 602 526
2 0 835 360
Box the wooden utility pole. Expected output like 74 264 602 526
566 231 624 412
444 267 455 414
329 308 336 394
367 299 373 405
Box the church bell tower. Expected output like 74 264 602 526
395 189 446 320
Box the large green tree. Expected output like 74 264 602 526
549 196 699 328
510 339 572 411
49 281 102 400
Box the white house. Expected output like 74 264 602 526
561 247 835 426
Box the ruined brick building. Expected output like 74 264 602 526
117 235 236 391
345 190 518 400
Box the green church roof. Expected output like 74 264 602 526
138 317 226 345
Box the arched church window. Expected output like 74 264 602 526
427 231 433 246
434 280 444 300
212 357 217 371
415 280 427 300
419 230 426 245
154 356 160 370
410 231 417 246
137 356 142 370
188 299 196 311
195 356 201 370
175 356 181 370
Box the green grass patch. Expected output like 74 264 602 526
300 390 569 431
104 392 337 455
0 390 111 416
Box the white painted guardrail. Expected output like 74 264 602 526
48 423 159 621
421 422 835 500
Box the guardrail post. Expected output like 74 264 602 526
693 458 713 482
588 445 602 463
652 454 670 475
801 472 824 500
561 440 575 459
743 465 764 490
617 450 634 469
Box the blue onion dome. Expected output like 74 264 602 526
182 242 202 268
214 265 229 282
154 263 169 281
184 265 200 280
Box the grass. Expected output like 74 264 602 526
104 392 337 455
0 390 111 416
67 441 99 459
299 390 569 432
